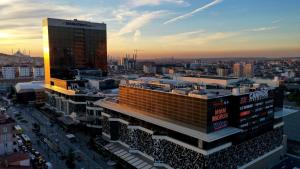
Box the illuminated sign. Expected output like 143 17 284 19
213 121 228 130
249 89 269 102
211 100 229 131
240 110 251 117
212 108 228 122
215 108 226 114
213 99 229 107
212 113 228 122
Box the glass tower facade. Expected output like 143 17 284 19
43 18 107 84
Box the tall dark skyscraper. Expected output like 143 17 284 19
43 18 107 86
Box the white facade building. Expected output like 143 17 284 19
18 67 31 77
2 67 16 79
33 67 44 79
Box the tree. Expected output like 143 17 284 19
65 148 76 169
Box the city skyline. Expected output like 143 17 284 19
0 0 300 58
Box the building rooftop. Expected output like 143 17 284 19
15 81 44 93
183 75 239 80
44 83 118 98
0 113 15 124
121 77 271 99
45 18 106 30
96 99 242 142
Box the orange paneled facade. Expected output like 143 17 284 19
118 86 209 132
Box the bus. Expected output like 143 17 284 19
21 134 32 148
14 125 23 134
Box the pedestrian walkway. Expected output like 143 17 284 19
104 143 158 169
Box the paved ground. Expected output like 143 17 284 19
5 103 111 169
272 155 300 169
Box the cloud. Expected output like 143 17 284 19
250 26 277 32
133 30 141 41
0 1 83 21
272 19 282 24
118 10 166 36
162 29 205 40
164 0 223 24
161 30 237 46
127 0 188 8
0 0 112 43
105 8 139 23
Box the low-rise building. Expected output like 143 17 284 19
33 67 44 79
18 66 31 77
15 81 45 105
2 66 16 79
0 113 16 155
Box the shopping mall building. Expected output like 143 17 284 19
96 77 285 169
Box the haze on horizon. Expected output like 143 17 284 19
0 0 300 59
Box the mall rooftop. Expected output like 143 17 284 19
120 77 273 99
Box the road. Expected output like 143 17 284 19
6 104 111 169
271 155 300 169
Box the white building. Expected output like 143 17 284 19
143 65 157 74
18 67 31 77
2 67 16 79
33 67 44 79
217 68 228 77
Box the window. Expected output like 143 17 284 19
3 127 8 133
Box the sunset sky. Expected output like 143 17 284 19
0 0 300 58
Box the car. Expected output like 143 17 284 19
34 151 41 157
30 148 36 153
17 139 23 146
21 146 26 151
45 162 53 169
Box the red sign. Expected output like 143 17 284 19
215 108 226 115
240 110 251 117
212 113 228 122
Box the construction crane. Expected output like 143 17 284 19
133 49 144 60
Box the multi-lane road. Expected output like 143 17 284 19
6 103 111 169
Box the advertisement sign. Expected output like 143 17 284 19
240 110 251 117
249 89 269 102
210 99 230 131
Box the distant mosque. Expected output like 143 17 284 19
13 49 31 57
